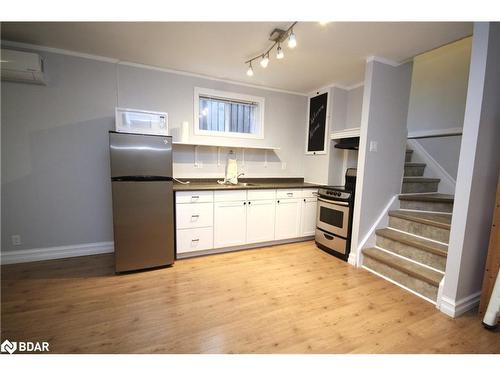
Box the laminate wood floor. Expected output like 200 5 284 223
1 241 498 353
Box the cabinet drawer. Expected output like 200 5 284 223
176 202 213 229
276 189 302 199
176 191 213 204
247 189 276 201
214 190 247 202
302 188 319 198
176 227 213 253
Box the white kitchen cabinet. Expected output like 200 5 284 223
246 199 276 244
176 202 213 229
274 198 302 240
177 227 214 254
214 200 247 248
300 197 317 236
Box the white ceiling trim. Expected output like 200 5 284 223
1 39 308 97
366 55 404 67
307 81 365 96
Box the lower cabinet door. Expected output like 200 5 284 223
246 199 276 244
301 197 317 236
214 201 247 248
275 198 302 240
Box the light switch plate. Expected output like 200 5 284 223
369 140 378 152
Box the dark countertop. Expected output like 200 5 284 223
173 178 323 191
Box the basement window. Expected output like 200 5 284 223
194 87 265 139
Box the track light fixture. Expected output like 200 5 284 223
244 22 297 76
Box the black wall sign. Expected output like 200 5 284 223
307 92 328 153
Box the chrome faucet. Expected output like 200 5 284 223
237 172 245 179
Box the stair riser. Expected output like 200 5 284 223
404 165 425 177
363 256 438 301
405 153 413 162
389 216 450 243
376 236 447 272
400 200 453 213
401 181 439 193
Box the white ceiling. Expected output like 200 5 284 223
1 22 472 93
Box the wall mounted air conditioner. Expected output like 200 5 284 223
1 49 47 85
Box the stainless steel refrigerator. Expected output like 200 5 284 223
109 131 174 272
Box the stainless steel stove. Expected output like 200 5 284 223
315 168 357 261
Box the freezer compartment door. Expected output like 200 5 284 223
109 132 172 178
112 180 174 272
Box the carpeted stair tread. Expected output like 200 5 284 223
363 247 443 286
376 228 448 257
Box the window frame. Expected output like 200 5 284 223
193 87 265 139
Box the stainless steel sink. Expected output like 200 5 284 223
219 182 260 187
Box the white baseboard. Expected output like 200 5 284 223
1 241 114 265
407 139 456 194
439 291 482 318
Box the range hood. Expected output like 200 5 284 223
334 137 359 150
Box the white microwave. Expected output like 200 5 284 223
115 108 168 136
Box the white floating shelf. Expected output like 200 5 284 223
331 127 361 140
172 141 280 151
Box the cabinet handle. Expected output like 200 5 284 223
191 195 199 199
244 202 247 205
248 201 251 205
304 198 306 202
192 238 200 242
312 192 318 196
287 192 293 196
191 214 199 218
277 200 280 204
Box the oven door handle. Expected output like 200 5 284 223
318 197 349 206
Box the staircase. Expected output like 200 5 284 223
361 147 454 304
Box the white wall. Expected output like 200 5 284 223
304 85 363 185
407 37 472 135
1 47 307 252
441 22 500 317
117 63 307 179
345 86 364 129
350 59 413 264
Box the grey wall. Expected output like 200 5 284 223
415 135 462 180
351 60 413 260
442 22 500 315
1 48 307 252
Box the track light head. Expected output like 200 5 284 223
276 44 284 59
288 30 297 49
260 54 269 68
246 63 254 76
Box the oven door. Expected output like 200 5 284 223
316 197 350 238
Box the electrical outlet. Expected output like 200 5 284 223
195 161 203 168
369 140 378 152
11 235 21 246
281 162 287 170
